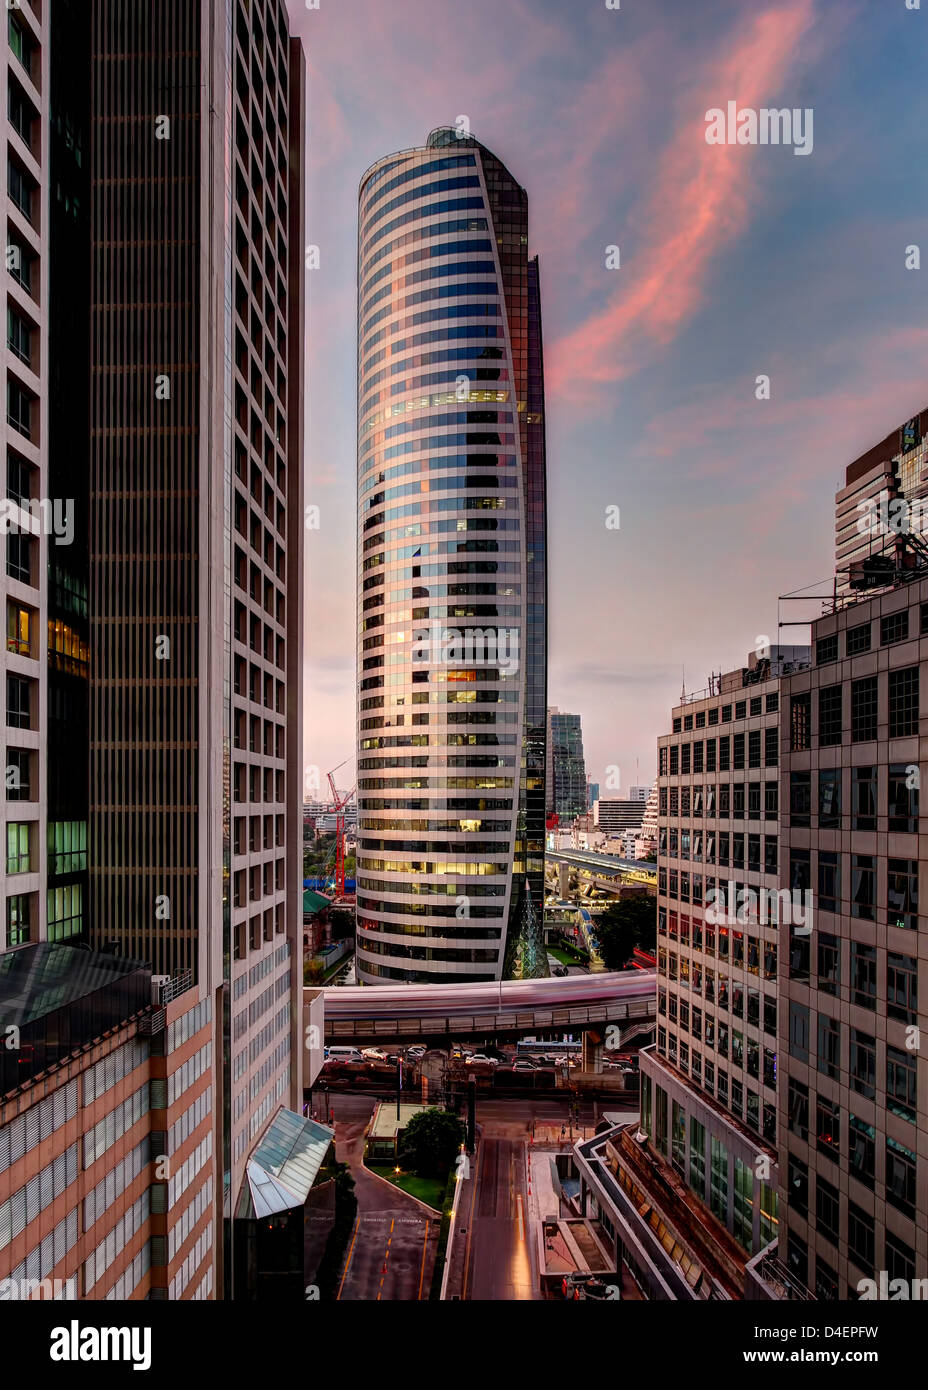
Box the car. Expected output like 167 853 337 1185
511 1059 537 1072
361 1047 390 1061
552 965 569 977
405 1045 426 1059
464 1053 498 1066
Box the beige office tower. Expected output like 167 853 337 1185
2 0 49 953
752 550 927 1299
629 650 809 1295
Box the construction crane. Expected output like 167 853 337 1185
326 760 356 901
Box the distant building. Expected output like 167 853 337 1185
547 710 588 821
587 781 600 810
835 408 928 593
628 785 651 802
592 799 647 834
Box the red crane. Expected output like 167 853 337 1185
326 760 355 900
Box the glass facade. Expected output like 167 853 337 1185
356 129 547 983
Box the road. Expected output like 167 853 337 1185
459 1136 537 1301
328 1095 440 1302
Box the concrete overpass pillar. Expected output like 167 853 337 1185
558 861 568 899
583 1030 604 1073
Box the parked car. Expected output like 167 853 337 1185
406 1044 427 1059
465 1053 498 1066
511 1059 537 1072
361 1047 390 1061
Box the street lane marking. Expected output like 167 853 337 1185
337 1213 362 1301
417 1220 431 1300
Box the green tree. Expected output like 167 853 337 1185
398 1108 465 1178
596 893 656 970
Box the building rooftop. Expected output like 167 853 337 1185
369 1102 431 1140
0 943 151 1097
240 1108 335 1218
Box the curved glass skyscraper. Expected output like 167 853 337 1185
356 128 547 984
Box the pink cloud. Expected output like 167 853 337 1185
546 0 818 398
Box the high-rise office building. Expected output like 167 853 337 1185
572 649 810 1299
85 0 306 1297
355 127 547 984
835 408 928 592
3 0 51 954
762 570 927 1299
546 708 587 821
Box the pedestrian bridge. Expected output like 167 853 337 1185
323 970 656 1043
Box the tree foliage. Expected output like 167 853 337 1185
596 893 656 970
398 1108 465 1178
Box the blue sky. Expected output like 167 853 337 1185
287 0 928 797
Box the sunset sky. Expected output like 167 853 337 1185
286 0 927 800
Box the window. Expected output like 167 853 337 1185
815 1258 839 1301
888 667 918 738
851 766 876 831
786 1231 808 1288
7 307 31 366
888 763 918 832
847 1201 875 1277
818 685 842 746
817 1013 840 1080
689 1117 706 1197
764 780 777 817
886 1233 916 1286
850 941 876 1009
788 1001 809 1062
816 633 838 665
7 157 33 223
6 893 30 946
816 1174 840 1246
818 768 840 827
846 621 871 655
787 1078 808 1140
789 772 811 827
747 730 760 768
887 952 918 1024
851 676 878 742
733 733 745 770
886 1137 916 1218
849 1029 876 1099
735 700 746 720
6 674 30 728
887 858 918 930
816 1097 840 1160
6 821 30 874
787 1154 808 1218
6 602 32 656
848 1115 875 1182
818 852 839 914
766 692 778 713
790 693 811 750
7 532 31 584
880 610 909 646
733 1158 754 1251
5 747 30 801
817 931 840 996
7 451 31 507
671 1101 685 1176
851 854 875 920
709 1136 728 1221
764 725 778 767
887 1045 917 1123
7 380 33 439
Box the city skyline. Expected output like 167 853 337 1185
291 0 928 797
